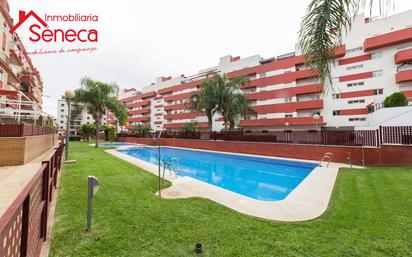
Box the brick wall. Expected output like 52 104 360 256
0 134 58 166
120 137 412 166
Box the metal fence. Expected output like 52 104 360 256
0 124 54 137
380 126 412 145
0 142 64 257
119 126 412 147
118 129 382 147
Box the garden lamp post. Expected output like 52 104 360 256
313 114 320 131
285 122 290 142
64 90 75 163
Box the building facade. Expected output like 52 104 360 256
0 0 44 122
56 97 110 136
120 11 412 132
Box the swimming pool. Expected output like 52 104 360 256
118 147 318 201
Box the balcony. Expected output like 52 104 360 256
164 112 204 120
164 91 195 102
364 27 412 51
246 84 323 101
126 100 150 108
128 108 150 115
240 116 324 127
244 69 319 89
164 103 186 111
396 69 412 84
395 48 412 64
0 53 20 84
128 117 150 123
158 80 201 95
253 100 323 114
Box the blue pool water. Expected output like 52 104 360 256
118 147 318 201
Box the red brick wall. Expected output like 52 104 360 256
120 137 412 166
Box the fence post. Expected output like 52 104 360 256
379 126 383 146
20 195 30 257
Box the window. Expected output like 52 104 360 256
260 73 266 78
373 70 383 77
348 99 365 104
332 93 340 99
2 32 6 50
347 82 364 87
371 52 382 59
284 97 293 103
284 69 293 74
374 89 383 95
311 112 320 116
60 121 64 123
60 109 64 112
61 104 64 107
349 117 366 122
346 47 363 54
333 110 341 116
285 113 293 118
346 64 364 71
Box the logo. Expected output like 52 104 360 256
10 10 98 43
10 10 48 33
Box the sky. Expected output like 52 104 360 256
9 0 412 116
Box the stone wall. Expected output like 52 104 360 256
0 134 59 166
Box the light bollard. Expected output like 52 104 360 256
86 176 100 232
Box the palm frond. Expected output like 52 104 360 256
299 0 392 91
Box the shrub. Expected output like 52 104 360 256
384 92 408 108
132 125 151 134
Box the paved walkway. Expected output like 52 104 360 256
107 147 355 222
0 148 56 217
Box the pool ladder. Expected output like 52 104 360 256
161 158 181 183
319 152 333 167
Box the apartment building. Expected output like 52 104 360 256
121 10 412 132
56 88 141 135
56 97 109 136
0 0 44 122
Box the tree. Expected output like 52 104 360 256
101 124 117 141
299 0 392 90
109 101 128 132
181 122 198 133
79 124 96 142
188 73 250 131
73 76 124 148
384 92 408 108
132 125 151 134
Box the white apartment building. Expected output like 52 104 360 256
122 11 412 131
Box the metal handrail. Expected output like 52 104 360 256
319 152 333 167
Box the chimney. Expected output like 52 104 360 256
19 10 26 22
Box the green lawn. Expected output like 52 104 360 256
50 142 412 257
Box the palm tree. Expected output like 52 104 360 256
188 75 219 131
216 74 253 130
299 0 392 90
188 73 250 131
73 76 123 148
111 101 128 132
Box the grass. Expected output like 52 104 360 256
50 142 412 257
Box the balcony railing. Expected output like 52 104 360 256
0 124 55 137
0 142 64 257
